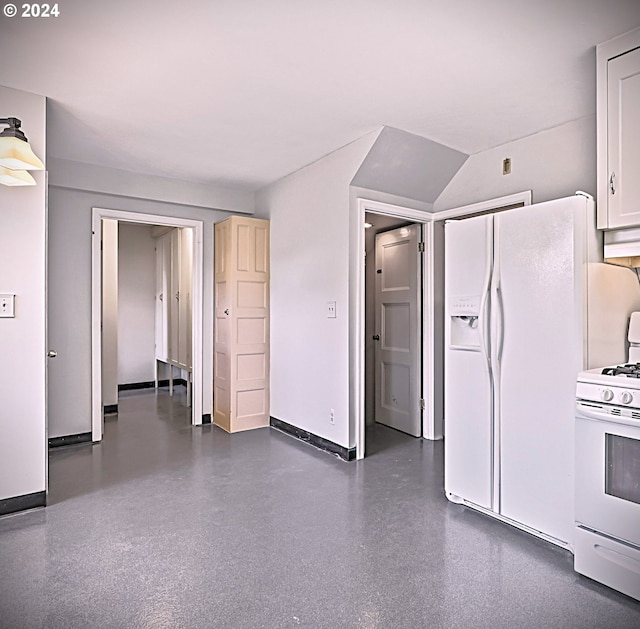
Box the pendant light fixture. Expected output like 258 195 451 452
0 117 44 186
0 166 36 186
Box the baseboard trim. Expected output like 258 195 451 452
48 432 92 449
118 381 155 391
202 414 212 425
118 379 188 391
270 417 356 461
0 491 46 517
104 404 118 415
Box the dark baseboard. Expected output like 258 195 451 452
48 432 92 449
270 417 356 461
0 491 46 517
118 379 188 392
202 414 212 425
104 404 118 415
118 381 155 391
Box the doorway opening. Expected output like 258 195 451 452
354 199 443 461
364 214 420 454
91 208 204 442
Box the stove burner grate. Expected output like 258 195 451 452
601 363 640 378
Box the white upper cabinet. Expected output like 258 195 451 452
597 27 640 229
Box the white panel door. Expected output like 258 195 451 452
607 47 640 228
497 197 583 545
154 232 170 362
169 228 180 365
178 227 192 369
444 215 493 510
374 225 421 437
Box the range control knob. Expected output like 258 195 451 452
601 388 614 402
621 391 634 405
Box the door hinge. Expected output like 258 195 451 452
418 242 425 253
420 398 425 411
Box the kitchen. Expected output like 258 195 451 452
0 4 640 623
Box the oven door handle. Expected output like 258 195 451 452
576 402 640 429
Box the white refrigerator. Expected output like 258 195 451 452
444 193 640 549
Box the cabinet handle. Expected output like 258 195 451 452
610 172 616 195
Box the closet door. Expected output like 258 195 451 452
213 219 231 427
169 228 181 365
154 232 170 362
178 228 193 370
213 216 270 432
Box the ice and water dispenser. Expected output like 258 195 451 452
449 295 481 350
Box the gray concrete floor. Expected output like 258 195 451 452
1 389 639 629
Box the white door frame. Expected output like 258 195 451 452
355 198 437 460
91 207 204 442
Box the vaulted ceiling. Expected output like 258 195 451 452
1 0 638 192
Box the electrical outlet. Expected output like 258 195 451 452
330 409 335 424
502 157 512 175
327 301 337 318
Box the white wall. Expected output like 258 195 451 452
48 158 254 215
0 86 46 502
255 133 378 448
47 185 234 438
118 222 156 385
433 116 596 211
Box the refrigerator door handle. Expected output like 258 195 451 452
479 223 493 378
496 285 505 363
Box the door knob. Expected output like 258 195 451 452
47 350 58 358
224 309 230 316
372 334 380 341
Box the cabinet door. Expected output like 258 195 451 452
606 46 640 228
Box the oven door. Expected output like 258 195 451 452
575 401 640 546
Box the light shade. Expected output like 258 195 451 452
0 166 36 186
0 135 45 171
0 117 45 171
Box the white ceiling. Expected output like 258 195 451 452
1 0 639 192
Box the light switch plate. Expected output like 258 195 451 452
0 294 15 318
327 301 337 318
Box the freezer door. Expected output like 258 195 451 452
496 196 586 546
444 215 494 510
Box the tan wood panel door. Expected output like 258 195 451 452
374 224 422 437
214 216 270 432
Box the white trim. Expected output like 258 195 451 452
91 207 204 442
434 190 532 221
422 220 439 440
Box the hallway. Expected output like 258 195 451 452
1 390 639 628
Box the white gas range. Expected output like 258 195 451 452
575 352 640 599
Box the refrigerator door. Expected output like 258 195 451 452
496 195 587 546
444 215 494 510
